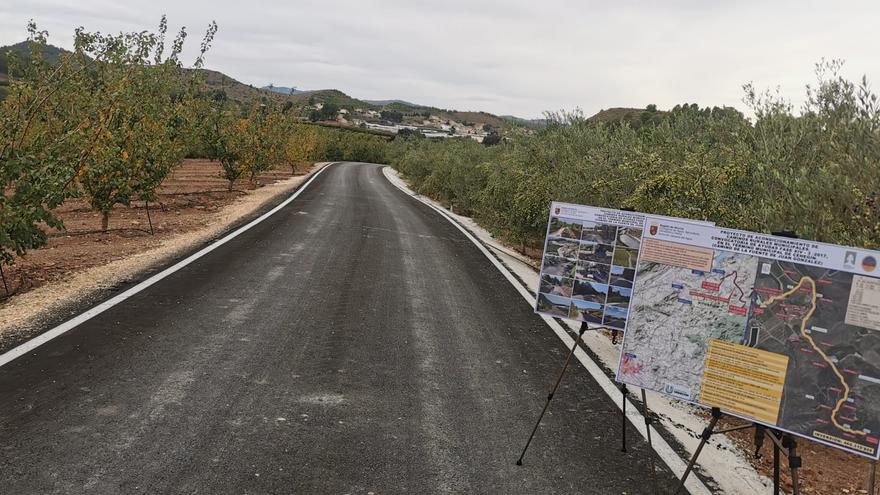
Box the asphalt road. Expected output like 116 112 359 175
0 163 682 494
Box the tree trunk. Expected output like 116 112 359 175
101 211 110 232
145 201 154 235
0 264 8 296
228 179 235 192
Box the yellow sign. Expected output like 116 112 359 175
640 237 714 272
699 339 788 425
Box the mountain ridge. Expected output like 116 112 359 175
0 40 637 129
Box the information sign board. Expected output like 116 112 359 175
617 218 880 459
535 202 712 330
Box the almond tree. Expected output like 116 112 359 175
189 89 230 162
75 17 217 231
0 23 98 265
216 102 285 190
284 124 319 173
242 103 286 184
1 18 217 271
216 111 247 191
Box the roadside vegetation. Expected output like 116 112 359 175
4 19 878 281
0 19 388 273
389 61 880 252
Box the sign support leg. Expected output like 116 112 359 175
783 434 801 495
673 407 721 495
762 429 788 495
640 388 658 494
753 424 766 458
868 460 877 495
516 322 588 466
773 435 781 495
621 383 628 453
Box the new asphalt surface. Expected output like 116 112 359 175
0 162 683 494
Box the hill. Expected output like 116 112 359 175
500 115 546 129
199 69 284 103
198 71 378 110
377 100 517 130
0 40 68 100
588 107 645 122
587 106 664 127
0 40 532 132
288 88 376 110
0 40 66 76
364 99 419 107
261 84 304 95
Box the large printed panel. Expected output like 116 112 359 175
534 203 646 330
617 219 880 459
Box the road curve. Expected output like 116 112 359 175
0 163 681 494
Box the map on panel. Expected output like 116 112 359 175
617 219 880 459
747 259 880 457
618 249 758 400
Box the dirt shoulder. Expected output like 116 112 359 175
721 414 877 495
0 159 326 351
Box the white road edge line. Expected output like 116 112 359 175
382 166 711 495
0 163 335 369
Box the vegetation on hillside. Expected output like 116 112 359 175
0 40 65 75
389 61 880 251
586 105 665 128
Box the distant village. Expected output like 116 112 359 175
309 102 492 143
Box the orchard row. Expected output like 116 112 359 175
0 19 388 265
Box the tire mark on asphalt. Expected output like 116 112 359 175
391 197 473 493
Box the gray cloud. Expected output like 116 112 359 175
1 0 878 118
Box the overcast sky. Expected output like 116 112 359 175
2 0 878 118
